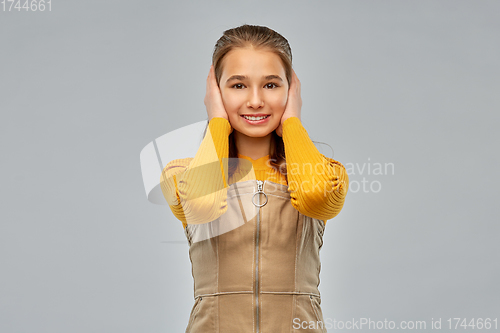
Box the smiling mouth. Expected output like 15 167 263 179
241 115 270 121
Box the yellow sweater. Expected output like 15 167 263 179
160 116 349 229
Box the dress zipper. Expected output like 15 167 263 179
253 180 267 333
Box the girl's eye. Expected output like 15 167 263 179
232 83 279 89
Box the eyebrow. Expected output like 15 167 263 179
226 75 284 83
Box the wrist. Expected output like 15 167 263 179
281 115 300 124
209 115 228 122
209 116 233 134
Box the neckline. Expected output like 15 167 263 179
237 153 271 170
237 153 270 162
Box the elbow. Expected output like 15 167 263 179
324 169 349 219
290 172 349 221
159 173 179 206
179 188 229 225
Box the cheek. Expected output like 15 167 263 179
221 92 240 116
268 92 288 111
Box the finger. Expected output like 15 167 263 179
209 66 216 88
292 69 300 86
209 67 216 90
292 73 300 93
209 66 218 86
206 70 210 93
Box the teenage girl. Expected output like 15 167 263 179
160 24 348 333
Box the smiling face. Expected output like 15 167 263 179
219 47 289 138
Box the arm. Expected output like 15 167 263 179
282 116 349 222
160 158 191 228
159 117 232 227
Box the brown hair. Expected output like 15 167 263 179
203 24 292 183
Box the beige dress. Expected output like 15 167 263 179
183 179 328 333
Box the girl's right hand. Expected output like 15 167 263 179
204 65 229 121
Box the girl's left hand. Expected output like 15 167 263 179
276 68 302 137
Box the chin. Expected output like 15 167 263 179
247 132 270 138
237 129 273 138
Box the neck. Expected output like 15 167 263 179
234 131 272 160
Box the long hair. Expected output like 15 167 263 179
203 24 292 182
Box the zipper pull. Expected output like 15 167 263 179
257 180 263 192
252 180 268 207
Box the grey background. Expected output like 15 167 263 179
1 0 499 332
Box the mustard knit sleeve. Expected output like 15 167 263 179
159 117 232 228
282 116 349 223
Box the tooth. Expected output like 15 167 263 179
243 115 267 121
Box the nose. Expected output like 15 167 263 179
246 87 264 108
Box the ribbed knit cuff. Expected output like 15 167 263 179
209 117 232 136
